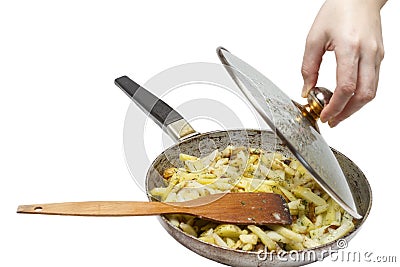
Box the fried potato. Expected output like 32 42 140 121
151 146 355 252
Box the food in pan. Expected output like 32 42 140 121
150 146 355 252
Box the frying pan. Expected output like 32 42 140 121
115 76 372 266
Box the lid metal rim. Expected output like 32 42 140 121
217 47 362 219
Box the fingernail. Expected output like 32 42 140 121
328 119 339 128
301 84 308 98
320 113 330 123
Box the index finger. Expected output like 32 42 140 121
301 34 326 97
320 48 360 123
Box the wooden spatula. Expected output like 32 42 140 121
17 192 291 225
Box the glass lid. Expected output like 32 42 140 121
217 47 361 219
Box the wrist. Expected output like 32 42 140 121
328 0 387 9
377 0 388 9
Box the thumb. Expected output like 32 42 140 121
301 35 325 97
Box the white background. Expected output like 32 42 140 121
1 0 399 266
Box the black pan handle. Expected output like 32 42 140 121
115 76 198 141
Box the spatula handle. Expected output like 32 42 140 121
17 201 186 216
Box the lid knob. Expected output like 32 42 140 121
307 87 333 117
293 87 333 132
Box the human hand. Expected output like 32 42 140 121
301 0 387 127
